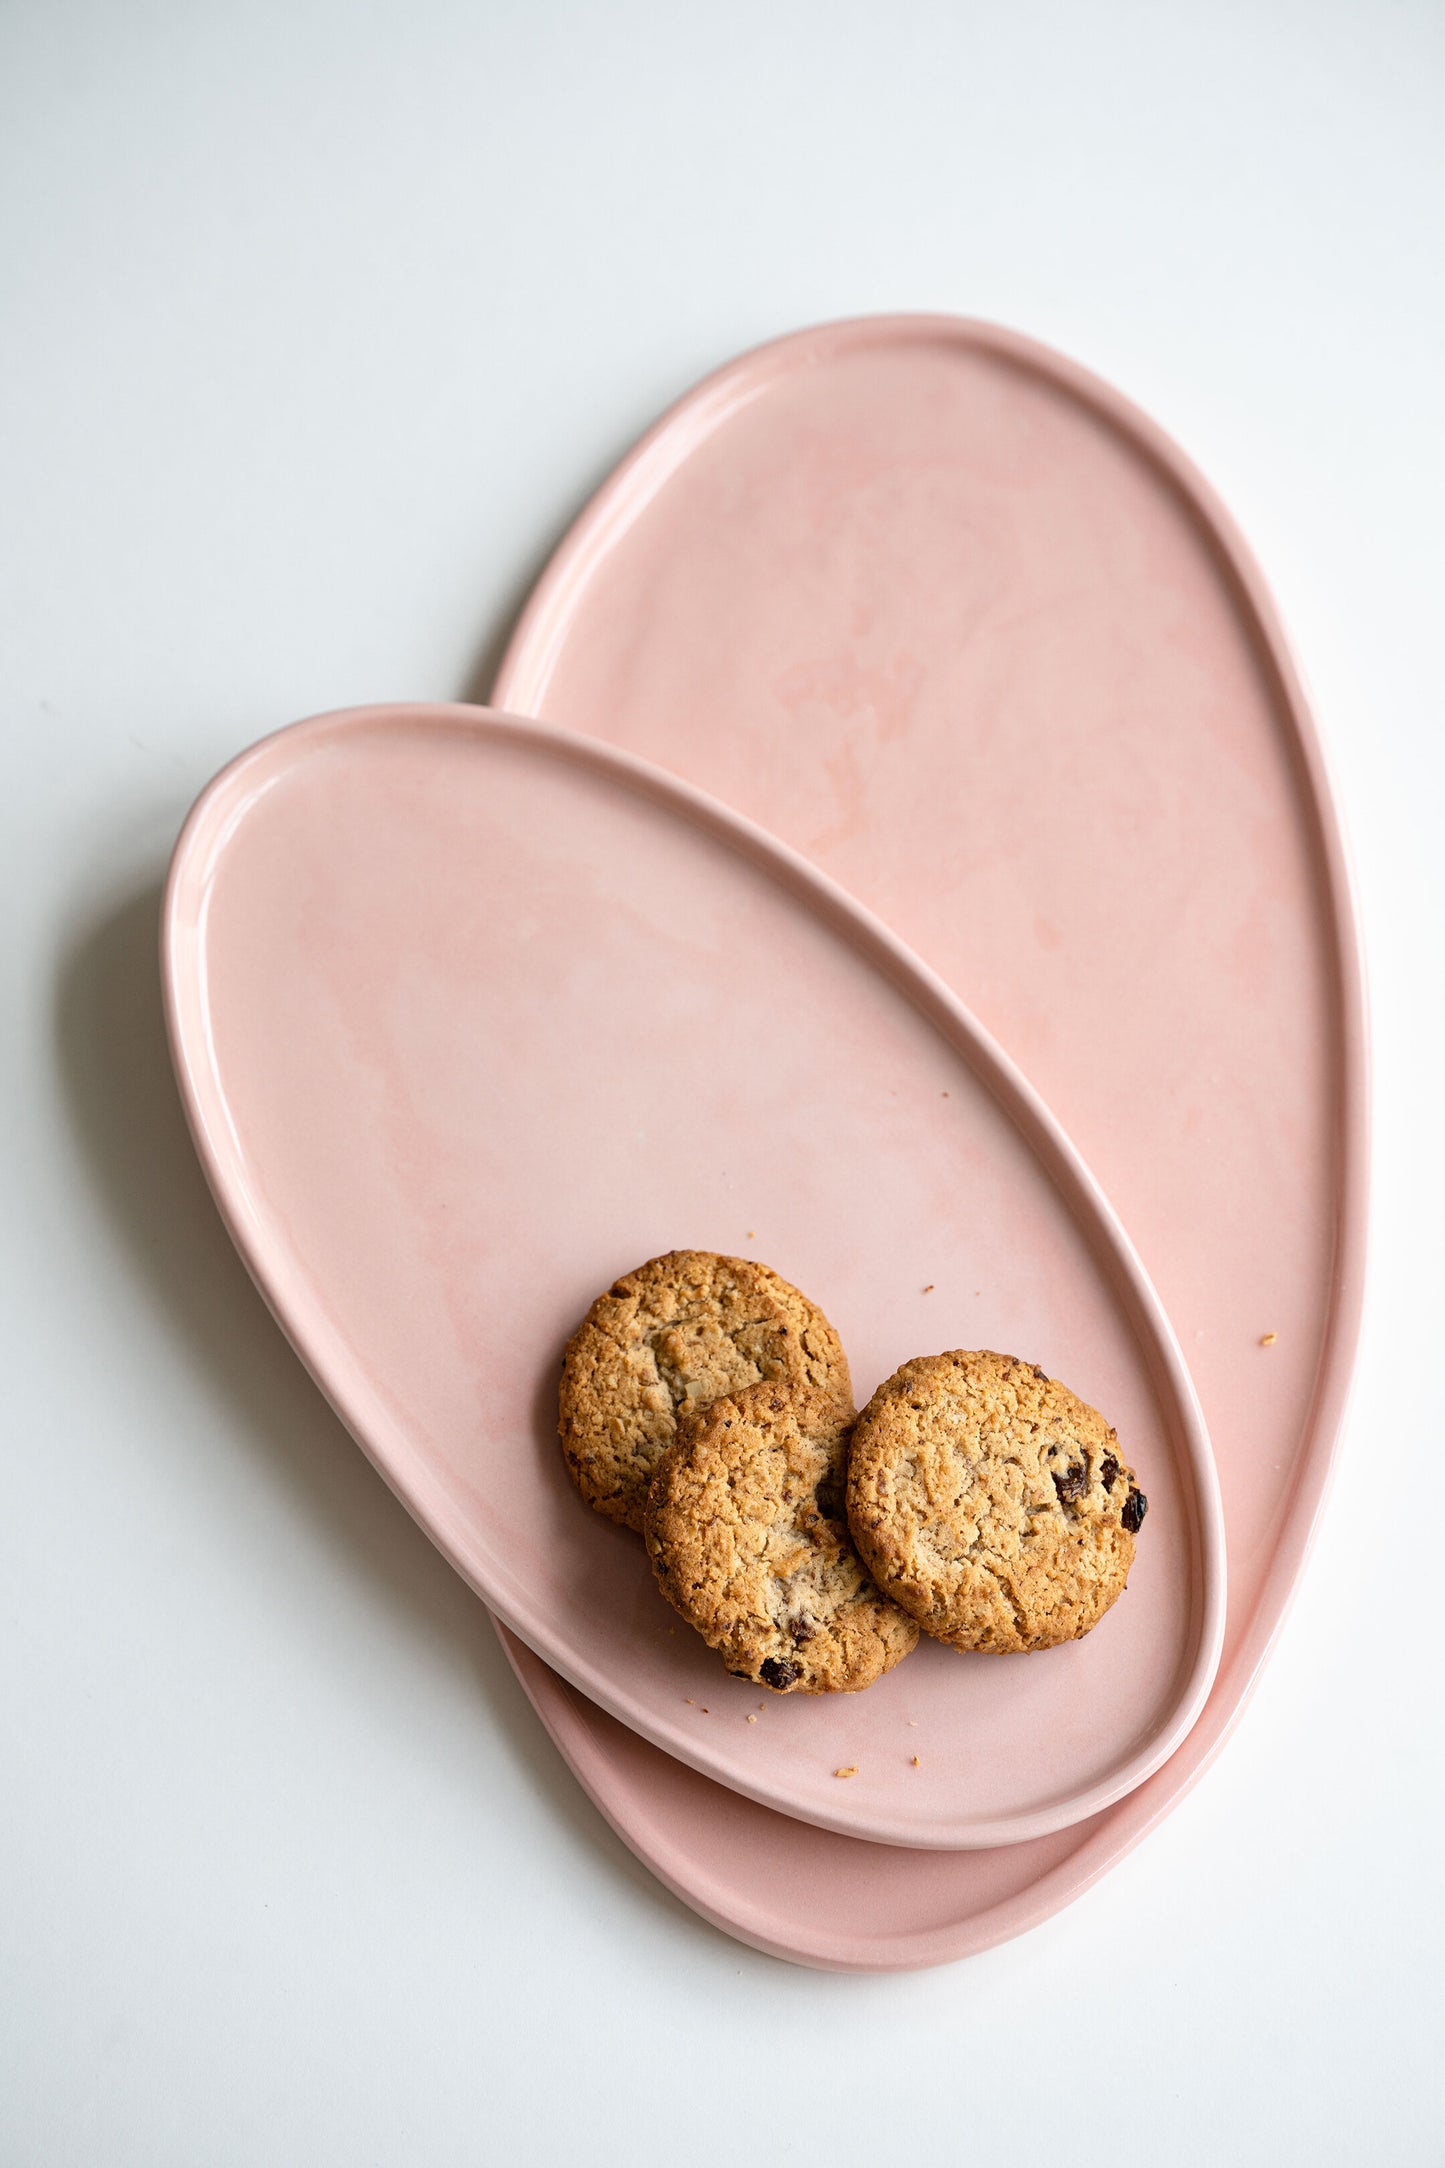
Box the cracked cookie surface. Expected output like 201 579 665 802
847 1350 1146 1653
558 1251 852 1532
644 1380 918 1692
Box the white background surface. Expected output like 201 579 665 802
3 2 1442 2160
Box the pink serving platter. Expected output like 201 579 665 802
486 317 1368 1963
163 704 1223 1851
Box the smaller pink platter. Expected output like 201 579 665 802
164 702 1224 1851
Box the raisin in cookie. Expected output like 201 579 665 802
644 1380 918 1692
847 1350 1146 1653
558 1251 852 1532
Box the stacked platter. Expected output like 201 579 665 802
164 319 1366 1969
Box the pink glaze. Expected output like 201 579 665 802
489 317 1367 1961
164 704 1223 1851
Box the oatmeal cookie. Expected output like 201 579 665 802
644 1380 917 1692
847 1350 1145 1652
558 1250 851 1532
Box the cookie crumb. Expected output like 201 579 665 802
1259 1331 1278 1346
746 1230 755 1240
685 1698 695 1705
908 1719 918 1726
941 1091 949 1098
746 1714 757 1723
833 1765 859 1779
700 1707 709 1715
922 1284 934 1294
910 1755 921 1767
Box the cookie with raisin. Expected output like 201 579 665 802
847 1350 1145 1652
644 1380 917 1692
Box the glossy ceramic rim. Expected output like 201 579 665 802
495 1625 1146 1971
163 700 1227 1849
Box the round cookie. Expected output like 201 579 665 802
558 1251 852 1532
847 1350 1147 1653
644 1380 918 1693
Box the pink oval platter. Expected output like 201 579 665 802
488 317 1368 1962
163 702 1224 1851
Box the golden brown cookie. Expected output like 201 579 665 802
558 1251 852 1532
644 1380 918 1693
847 1350 1146 1653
